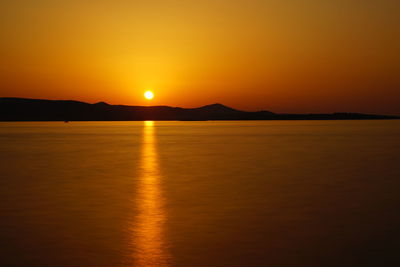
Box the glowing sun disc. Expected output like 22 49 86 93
144 90 154 100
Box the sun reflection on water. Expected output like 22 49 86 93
128 121 170 266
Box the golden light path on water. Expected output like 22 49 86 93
128 121 170 266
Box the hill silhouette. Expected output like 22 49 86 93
0 97 398 121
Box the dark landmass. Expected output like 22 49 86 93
0 97 398 121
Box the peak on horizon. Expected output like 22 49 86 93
199 103 239 111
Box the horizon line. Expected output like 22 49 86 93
1 96 399 117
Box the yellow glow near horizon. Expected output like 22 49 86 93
144 91 154 100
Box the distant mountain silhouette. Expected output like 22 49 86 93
198 103 238 112
0 97 398 121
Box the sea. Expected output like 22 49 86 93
0 120 399 267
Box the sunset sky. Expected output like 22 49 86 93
0 0 399 114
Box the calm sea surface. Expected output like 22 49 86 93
0 121 399 266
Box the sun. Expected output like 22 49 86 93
144 90 154 100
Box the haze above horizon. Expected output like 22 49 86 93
0 0 399 114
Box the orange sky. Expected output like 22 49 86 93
0 0 399 114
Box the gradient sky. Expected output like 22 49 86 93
0 0 399 114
